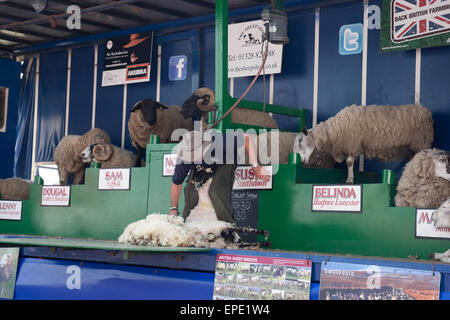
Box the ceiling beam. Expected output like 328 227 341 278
130 1 191 18
178 0 215 9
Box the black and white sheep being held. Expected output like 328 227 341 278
296 104 434 183
54 128 113 185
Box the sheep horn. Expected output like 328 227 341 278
92 143 113 161
195 88 215 112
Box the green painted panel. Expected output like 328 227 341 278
257 164 450 260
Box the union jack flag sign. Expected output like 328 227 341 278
391 0 450 42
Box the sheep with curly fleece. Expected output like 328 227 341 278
295 104 434 183
0 177 31 200
128 87 216 166
395 148 450 208
81 144 139 168
430 198 450 263
54 128 113 185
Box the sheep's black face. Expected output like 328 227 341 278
181 95 203 119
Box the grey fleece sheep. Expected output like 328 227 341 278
246 131 335 168
0 177 31 200
395 148 450 208
296 104 434 183
81 144 139 168
54 128 113 185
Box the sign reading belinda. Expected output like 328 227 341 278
41 186 71 207
233 166 272 190
98 168 131 190
0 200 22 220
312 185 362 213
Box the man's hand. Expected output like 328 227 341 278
169 209 179 216
252 165 271 182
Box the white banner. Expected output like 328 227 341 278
0 200 22 221
233 166 273 190
98 168 131 190
41 186 70 206
416 209 450 239
228 20 283 78
312 185 362 212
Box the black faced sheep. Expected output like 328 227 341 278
395 148 450 208
81 143 140 168
295 104 434 184
0 177 31 200
128 87 216 166
54 128 113 185
118 178 269 248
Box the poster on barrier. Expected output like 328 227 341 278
319 261 441 300
0 247 20 299
213 254 312 300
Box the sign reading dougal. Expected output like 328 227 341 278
0 200 22 220
312 185 362 213
98 168 131 190
416 209 450 239
41 186 71 206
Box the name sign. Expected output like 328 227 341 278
233 166 273 190
0 200 22 221
162 154 178 177
416 209 450 240
98 168 131 190
41 186 71 206
312 185 362 213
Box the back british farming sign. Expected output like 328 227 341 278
102 32 153 86
380 0 450 52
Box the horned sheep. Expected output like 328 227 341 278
127 88 216 166
54 128 113 185
295 104 434 184
81 143 140 168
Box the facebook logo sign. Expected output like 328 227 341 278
169 55 187 81
339 23 363 55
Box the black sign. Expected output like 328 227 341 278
232 190 258 242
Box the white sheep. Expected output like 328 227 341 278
295 104 434 183
54 128 113 185
81 143 140 168
0 177 31 200
118 178 269 248
430 197 450 264
395 149 450 208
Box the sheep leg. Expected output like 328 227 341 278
58 169 69 186
430 249 450 263
72 170 85 185
135 146 145 167
346 155 356 184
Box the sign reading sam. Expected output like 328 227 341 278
312 185 362 213
98 168 131 190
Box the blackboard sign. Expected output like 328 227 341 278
231 190 258 242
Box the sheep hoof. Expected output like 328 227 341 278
345 178 354 184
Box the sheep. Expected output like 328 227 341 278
231 107 278 129
81 143 140 168
0 177 31 200
244 131 335 168
128 87 216 166
53 128 113 185
0 253 13 295
295 104 434 183
430 198 450 263
395 149 450 208
118 178 269 248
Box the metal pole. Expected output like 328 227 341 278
214 0 231 132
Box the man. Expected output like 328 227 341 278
169 130 270 223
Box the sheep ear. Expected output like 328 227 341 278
302 127 308 136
